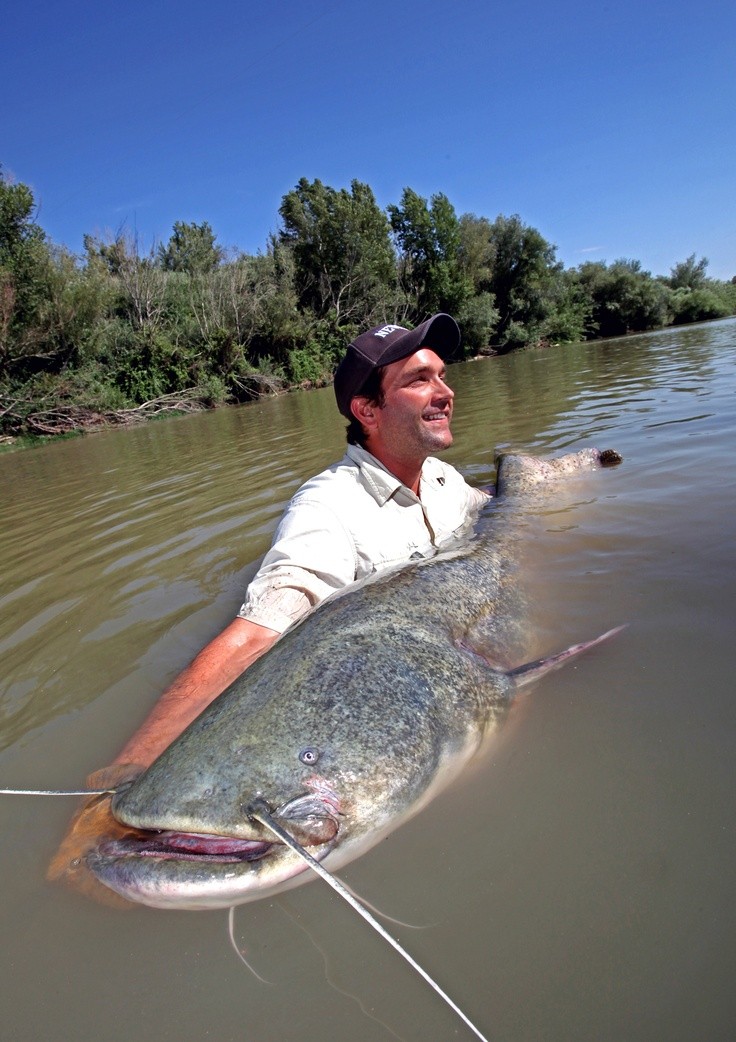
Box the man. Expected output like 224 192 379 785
49 314 490 890
111 312 488 769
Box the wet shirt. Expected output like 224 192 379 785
238 443 489 634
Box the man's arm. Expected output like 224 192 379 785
113 617 279 768
111 497 356 769
48 617 281 897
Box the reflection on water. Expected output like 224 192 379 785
1 319 735 1041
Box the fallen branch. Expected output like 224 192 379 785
14 388 211 437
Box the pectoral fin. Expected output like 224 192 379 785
507 625 627 687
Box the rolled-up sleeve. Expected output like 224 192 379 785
238 498 356 633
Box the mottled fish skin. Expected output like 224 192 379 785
88 449 621 909
495 447 623 497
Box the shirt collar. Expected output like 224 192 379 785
345 443 412 506
345 443 445 506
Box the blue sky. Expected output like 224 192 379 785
3 0 734 278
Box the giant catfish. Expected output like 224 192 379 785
86 448 622 909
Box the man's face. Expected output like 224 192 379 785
369 348 455 459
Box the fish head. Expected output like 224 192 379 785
86 656 434 909
86 730 346 908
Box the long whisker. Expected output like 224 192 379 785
277 896 407 1041
334 875 426 929
249 799 489 1042
0 787 116 796
226 906 273 985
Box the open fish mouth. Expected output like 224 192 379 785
96 830 277 864
93 797 341 866
85 791 343 908
87 824 339 909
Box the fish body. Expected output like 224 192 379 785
88 449 621 909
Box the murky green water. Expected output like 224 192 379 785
1 319 735 1041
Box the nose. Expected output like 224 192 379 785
432 375 454 401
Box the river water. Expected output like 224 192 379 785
1 319 734 1041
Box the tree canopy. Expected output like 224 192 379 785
279 177 397 328
388 188 470 318
158 221 224 274
1 166 734 439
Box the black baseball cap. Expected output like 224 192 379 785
333 313 461 417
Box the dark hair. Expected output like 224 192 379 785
345 367 385 446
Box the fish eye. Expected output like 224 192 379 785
299 747 320 765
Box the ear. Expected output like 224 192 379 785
349 396 379 431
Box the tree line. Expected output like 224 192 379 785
1 169 734 438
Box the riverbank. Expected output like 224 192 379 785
3 172 734 452
0 372 294 450
3 317 734 452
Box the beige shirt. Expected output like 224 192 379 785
238 443 489 633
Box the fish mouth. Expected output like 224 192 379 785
87 825 337 909
86 791 341 909
95 830 277 865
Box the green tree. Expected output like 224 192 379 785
482 214 562 351
668 254 709 290
82 231 131 276
458 213 495 293
576 259 671 338
539 267 591 345
456 293 499 353
158 221 224 274
388 189 471 320
664 255 735 325
37 246 112 370
669 286 730 324
0 170 53 376
279 178 398 329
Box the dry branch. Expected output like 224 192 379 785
1 387 211 438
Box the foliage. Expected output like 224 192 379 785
0 170 54 377
662 256 735 325
1 169 734 439
456 292 499 354
158 221 224 274
669 285 731 324
279 178 398 328
388 189 471 321
458 213 495 293
539 268 591 345
575 259 672 339
483 214 564 351
668 253 709 291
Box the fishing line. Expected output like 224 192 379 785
0 787 115 796
249 799 489 1042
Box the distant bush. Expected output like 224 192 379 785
670 286 731 324
1 168 734 439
